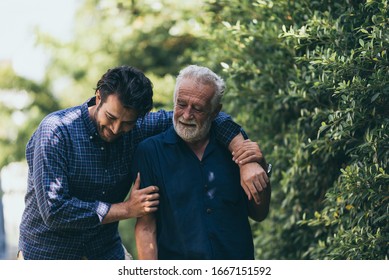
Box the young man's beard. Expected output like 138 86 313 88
93 103 120 142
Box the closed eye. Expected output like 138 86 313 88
193 107 204 113
106 113 116 120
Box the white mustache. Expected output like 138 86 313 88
178 117 196 126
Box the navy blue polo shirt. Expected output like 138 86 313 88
133 126 254 260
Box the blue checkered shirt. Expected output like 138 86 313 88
18 97 243 259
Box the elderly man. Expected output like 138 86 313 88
133 65 271 260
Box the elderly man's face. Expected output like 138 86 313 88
173 78 219 143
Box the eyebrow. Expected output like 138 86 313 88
106 111 137 124
106 111 117 119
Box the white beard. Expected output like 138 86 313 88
173 116 212 143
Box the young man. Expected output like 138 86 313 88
18 65 266 260
134 65 271 260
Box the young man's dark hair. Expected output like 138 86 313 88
96 66 153 117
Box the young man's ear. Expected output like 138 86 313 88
212 104 223 119
95 90 102 105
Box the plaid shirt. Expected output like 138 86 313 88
18 97 243 259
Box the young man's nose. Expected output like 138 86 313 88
111 121 121 134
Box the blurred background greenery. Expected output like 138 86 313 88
0 0 387 259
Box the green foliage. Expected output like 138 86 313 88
37 0 203 108
147 73 175 110
198 0 388 259
2 0 388 260
0 64 60 168
119 217 138 259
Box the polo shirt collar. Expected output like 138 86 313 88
163 126 180 144
82 97 99 139
163 125 218 159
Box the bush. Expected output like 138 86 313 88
198 0 388 259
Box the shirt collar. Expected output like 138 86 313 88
162 126 180 144
82 97 99 140
163 125 218 158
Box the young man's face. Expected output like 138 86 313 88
173 78 220 143
93 92 138 142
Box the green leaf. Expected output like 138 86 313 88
371 92 380 102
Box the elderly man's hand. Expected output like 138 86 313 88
231 139 269 204
239 162 269 204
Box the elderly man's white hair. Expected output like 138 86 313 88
173 65 225 111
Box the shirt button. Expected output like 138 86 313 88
89 136 93 140
102 191 105 195
105 169 108 173
101 146 104 151
206 208 212 214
